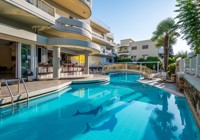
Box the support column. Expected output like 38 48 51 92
112 57 114 63
183 59 186 72
31 44 37 79
17 43 22 79
53 46 61 79
85 52 89 74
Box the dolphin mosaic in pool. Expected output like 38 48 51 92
83 114 117 133
73 105 103 116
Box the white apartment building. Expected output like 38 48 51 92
117 39 163 61
0 0 115 80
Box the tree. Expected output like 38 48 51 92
174 51 188 59
151 18 180 71
176 0 200 54
169 45 174 57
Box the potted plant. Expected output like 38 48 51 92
167 63 176 82
27 70 33 81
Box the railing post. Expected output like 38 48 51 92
22 78 29 102
182 59 186 73
189 58 192 74
195 54 199 77
18 79 20 93
157 62 159 73
5 81 14 106
140 63 142 72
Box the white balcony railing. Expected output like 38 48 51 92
178 54 200 77
25 0 55 16
90 16 110 31
118 51 129 54
81 0 92 8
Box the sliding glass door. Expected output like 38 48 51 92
21 44 31 78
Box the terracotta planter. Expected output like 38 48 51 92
171 74 176 82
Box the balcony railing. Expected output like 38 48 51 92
178 54 200 77
54 17 92 39
118 51 129 54
93 31 104 39
107 33 114 39
81 0 92 8
91 16 110 31
25 0 55 16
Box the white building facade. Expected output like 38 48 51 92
117 39 163 61
0 0 115 80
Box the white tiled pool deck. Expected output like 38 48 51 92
138 78 185 97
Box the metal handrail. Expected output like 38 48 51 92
2 78 29 106
5 80 14 106
22 79 29 102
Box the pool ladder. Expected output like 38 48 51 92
0 79 29 107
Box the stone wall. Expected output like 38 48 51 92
182 78 200 129
176 73 184 91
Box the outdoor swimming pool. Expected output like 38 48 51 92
0 73 199 140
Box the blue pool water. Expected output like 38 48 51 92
0 73 199 140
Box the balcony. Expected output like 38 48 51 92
0 0 55 26
117 51 130 56
44 17 92 41
52 0 92 19
107 33 114 39
48 38 101 54
119 44 130 47
90 17 110 33
92 31 114 45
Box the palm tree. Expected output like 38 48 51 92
176 0 200 54
151 18 179 71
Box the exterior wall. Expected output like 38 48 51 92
120 39 133 46
117 39 160 61
89 56 107 65
90 17 116 66
129 40 159 60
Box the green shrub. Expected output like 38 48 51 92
168 57 176 65
117 58 133 62
137 58 146 65
167 63 176 76
145 56 162 70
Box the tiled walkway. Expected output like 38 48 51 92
138 78 184 97
0 75 110 105
0 80 71 98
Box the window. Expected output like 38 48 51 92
131 56 137 61
143 55 148 59
131 46 137 50
142 45 149 49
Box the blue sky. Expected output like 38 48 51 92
92 0 190 54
